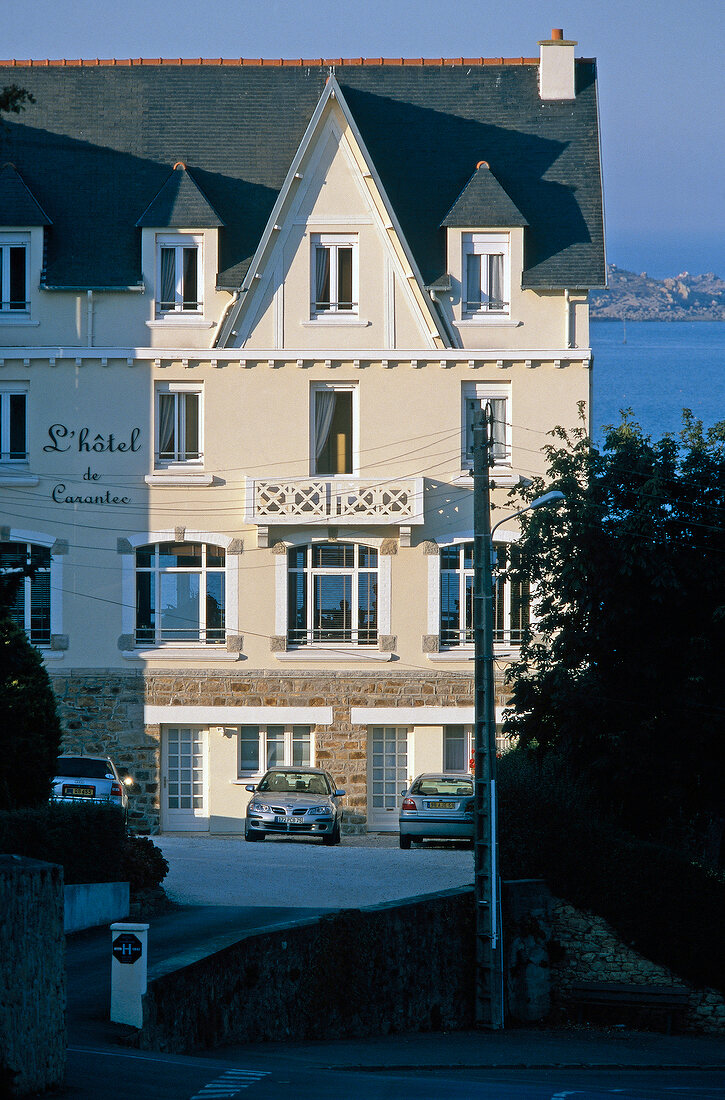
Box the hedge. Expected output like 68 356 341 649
0 803 167 889
498 750 725 993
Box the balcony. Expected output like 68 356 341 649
245 476 424 536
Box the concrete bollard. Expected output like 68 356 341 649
110 922 149 1028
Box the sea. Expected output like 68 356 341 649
590 321 725 444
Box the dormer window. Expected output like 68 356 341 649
462 233 509 316
311 233 357 316
0 235 29 313
156 235 202 315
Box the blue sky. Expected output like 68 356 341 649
5 0 724 278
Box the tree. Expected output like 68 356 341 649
0 571 62 811
503 409 725 866
0 84 35 115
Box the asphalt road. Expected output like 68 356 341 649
155 833 475 908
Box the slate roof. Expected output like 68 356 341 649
0 60 605 290
441 162 527 228
0 161 52 226
136 164 224 227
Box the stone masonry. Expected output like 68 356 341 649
50 667 507 833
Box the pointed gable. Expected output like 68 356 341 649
441 162 527 229
136 163 224 228
0 162 52 226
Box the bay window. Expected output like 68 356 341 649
288 542 377 646
0 542 50 645
440 541 529 647
135 541 225 645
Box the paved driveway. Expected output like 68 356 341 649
156 834 474 909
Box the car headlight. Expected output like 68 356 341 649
308 805 331 815
249 801 272 813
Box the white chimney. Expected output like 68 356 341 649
538 28 577 101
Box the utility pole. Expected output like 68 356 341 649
472 405 504 1029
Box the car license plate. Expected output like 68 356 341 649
64 785 94 797
275 815 305 824
428 801 455 809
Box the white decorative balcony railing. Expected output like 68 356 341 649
244 476 425 526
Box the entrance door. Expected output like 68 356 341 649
162 726 209 832
368 726 408 831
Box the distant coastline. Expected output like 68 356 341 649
590 265 725 322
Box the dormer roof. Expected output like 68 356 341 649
441 161 527 229
136 163 224 228
0 162 52 226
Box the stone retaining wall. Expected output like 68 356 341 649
140 887 475 1052
0 856 66 1096
50 667 506 833
550 897 725 1035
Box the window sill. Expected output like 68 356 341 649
275 649 393 663
121 648 241 661
456 318 522 327
40 650 66 662
427 647 518 662
0 317 39 326
0 471 39 486
146 318 215 329
301 318 370 327
145 471 215 487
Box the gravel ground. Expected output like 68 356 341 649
155 834 474 909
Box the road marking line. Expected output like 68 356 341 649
190 1069 270 1098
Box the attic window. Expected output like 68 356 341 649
462 233 509 317
156 234 202 316
311 233 358 317
0 235 29 314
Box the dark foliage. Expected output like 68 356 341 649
503 410 725 864
0 802 127 883
122 835 169 891
0 84 35 114
0 613 62 810
498 750 725 993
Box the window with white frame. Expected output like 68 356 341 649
462 232 509 316
440 542 529 647
156 235 202 315
443 724 471 773
0 388 27 461
135 541 225 645
288 542 377 646
311 233 358 316
462 383 511 467
0 235 29 314
238 725 312 775
155 384 201 465
0 542 51 645
312 383 355 475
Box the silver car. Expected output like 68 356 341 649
51 754 130 818
245 766 345 845
399 773 474 849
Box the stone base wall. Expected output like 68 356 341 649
140 887 475 1052
550 897 725 1035
0 856 66 1096
50 667 504 834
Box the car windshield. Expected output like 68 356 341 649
56 757 114 780
257 771 331 795
411 777 473 797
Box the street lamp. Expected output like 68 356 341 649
472 407 564 1030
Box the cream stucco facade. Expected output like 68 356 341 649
1 41 603 834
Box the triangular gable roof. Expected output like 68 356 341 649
216 74 447 349
136 164 224 228
0 162 52 226
441 161 527 228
